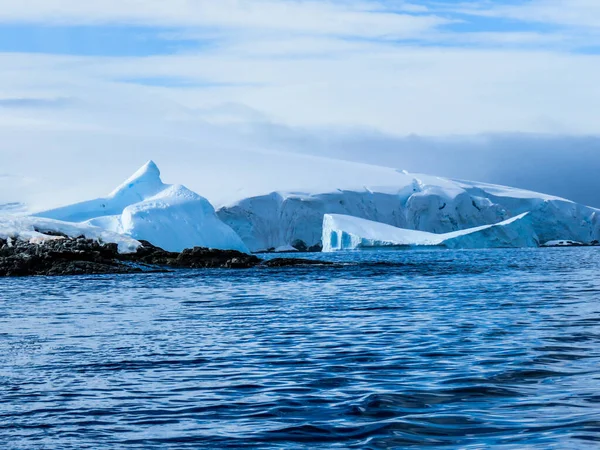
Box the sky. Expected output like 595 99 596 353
0 0 599 209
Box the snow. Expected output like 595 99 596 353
218 173 600 252
273 245 299 253
322 213 537 251
451 178 566 202
0 215 141 254
34 161 249 253
542 240 583 247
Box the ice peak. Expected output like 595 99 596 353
109 160 164 198
129 160 161 182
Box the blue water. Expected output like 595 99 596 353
1 248 600 449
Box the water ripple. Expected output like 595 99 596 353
1 248 600 448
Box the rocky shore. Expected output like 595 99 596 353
0 237 331 277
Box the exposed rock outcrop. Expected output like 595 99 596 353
0 237 327 277
0 237 143 277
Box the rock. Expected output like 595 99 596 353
307 243 323 252
291 240 323 253
291 240 308 252
123 240 179 266
262 258 333 268
173 247 261 269
0 235 329 277
33 228 69 238
0 237 143 277
46 260 137 276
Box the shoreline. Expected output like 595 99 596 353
0 237 331 278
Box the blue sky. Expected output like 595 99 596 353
0 0 599 207
0 25 198 56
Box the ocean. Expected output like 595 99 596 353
1 248 599 448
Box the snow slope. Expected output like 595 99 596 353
218 172 600 252
35 161 249 253
322 213 537 251
0 215 141 253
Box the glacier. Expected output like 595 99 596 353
3 158 598 253
34 161 249 253
322 213 538 251
217 172 600 252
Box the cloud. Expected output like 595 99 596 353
1 44 598 137
0 1 450 39
0 1 598 210
0 97 73 108
89 47 600 135
264 129 600 207
453 0 600 29
2 111 599 210
0 0 598 54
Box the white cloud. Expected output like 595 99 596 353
455 0 600 30
1 1 599 210
1 30 600 136
0 0 449 38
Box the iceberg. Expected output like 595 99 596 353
34 161 249 253
6 158 598 254
218 172 600 252
322 213 538 251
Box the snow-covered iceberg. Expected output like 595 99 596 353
322 213 538 251
218 173 600 252
34 161 249 253
0 215 141 253
6 158 598 253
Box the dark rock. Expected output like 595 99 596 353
0 237 143 277
46 260 136 276
33 228 69 238
307 243 323 252
134 240 165 255
0 234 330 277
291 240 323 253
291 240 308 252
122 241 179 266
173 247 261 269
262 258 332 268
0 236 265 276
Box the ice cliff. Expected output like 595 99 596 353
217 173 600 252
